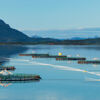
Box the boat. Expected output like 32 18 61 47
0 70 41 81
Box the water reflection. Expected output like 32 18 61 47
0 83 12 87
0 80 40 87
0 45 27 63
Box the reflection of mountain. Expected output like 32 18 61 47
0 45 27 62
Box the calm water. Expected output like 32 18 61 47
0 45 100 100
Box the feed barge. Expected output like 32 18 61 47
56 57 86 61
78 60 100 64
0 66 16 71
0 73 41 81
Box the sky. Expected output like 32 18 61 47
0 0 100 30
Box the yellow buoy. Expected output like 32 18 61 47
58 52 62 56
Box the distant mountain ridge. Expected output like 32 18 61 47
23 29 100 39
0 19 100 45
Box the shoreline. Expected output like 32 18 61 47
0 42 100 45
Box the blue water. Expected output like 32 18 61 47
0 45 100 100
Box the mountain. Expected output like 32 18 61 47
0 19 31 42
69 37 86 40
31 36 61 43
58 38 100 45
0 19 100 45
22 28 100 39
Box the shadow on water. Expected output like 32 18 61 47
0 45 28 63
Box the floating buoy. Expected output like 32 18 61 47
58 52 62 56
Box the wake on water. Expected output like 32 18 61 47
7 57 100 78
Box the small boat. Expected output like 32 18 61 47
0 70 41 81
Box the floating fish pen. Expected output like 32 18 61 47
0 74 41 81
56 57 86 61
19 54 49 57
0 66 16 70
32 55 67 58
20 53 67 58
32 54 50 58
48 55 67 58
78 60 100 64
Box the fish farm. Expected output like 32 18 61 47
78 60 100 64
20 53 67 58
0 66 16 70
56 57 86 61
0 74 41 81
2 52 99 82
19 54 49 57
32 55 67 58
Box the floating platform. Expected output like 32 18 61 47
48 55 67 58
56 57 86 61
78 60 100 64
0 66 16 70
0 74 41 81
32 55 67 58
19 54 49 57
20 53 67 58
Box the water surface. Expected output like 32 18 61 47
0 45 100 100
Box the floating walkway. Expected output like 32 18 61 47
32 55 67 58
56 57 86 61
0 73 41 81
78 60 100 64
0 66 16 70
19 54 49 57
19 53 67 58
